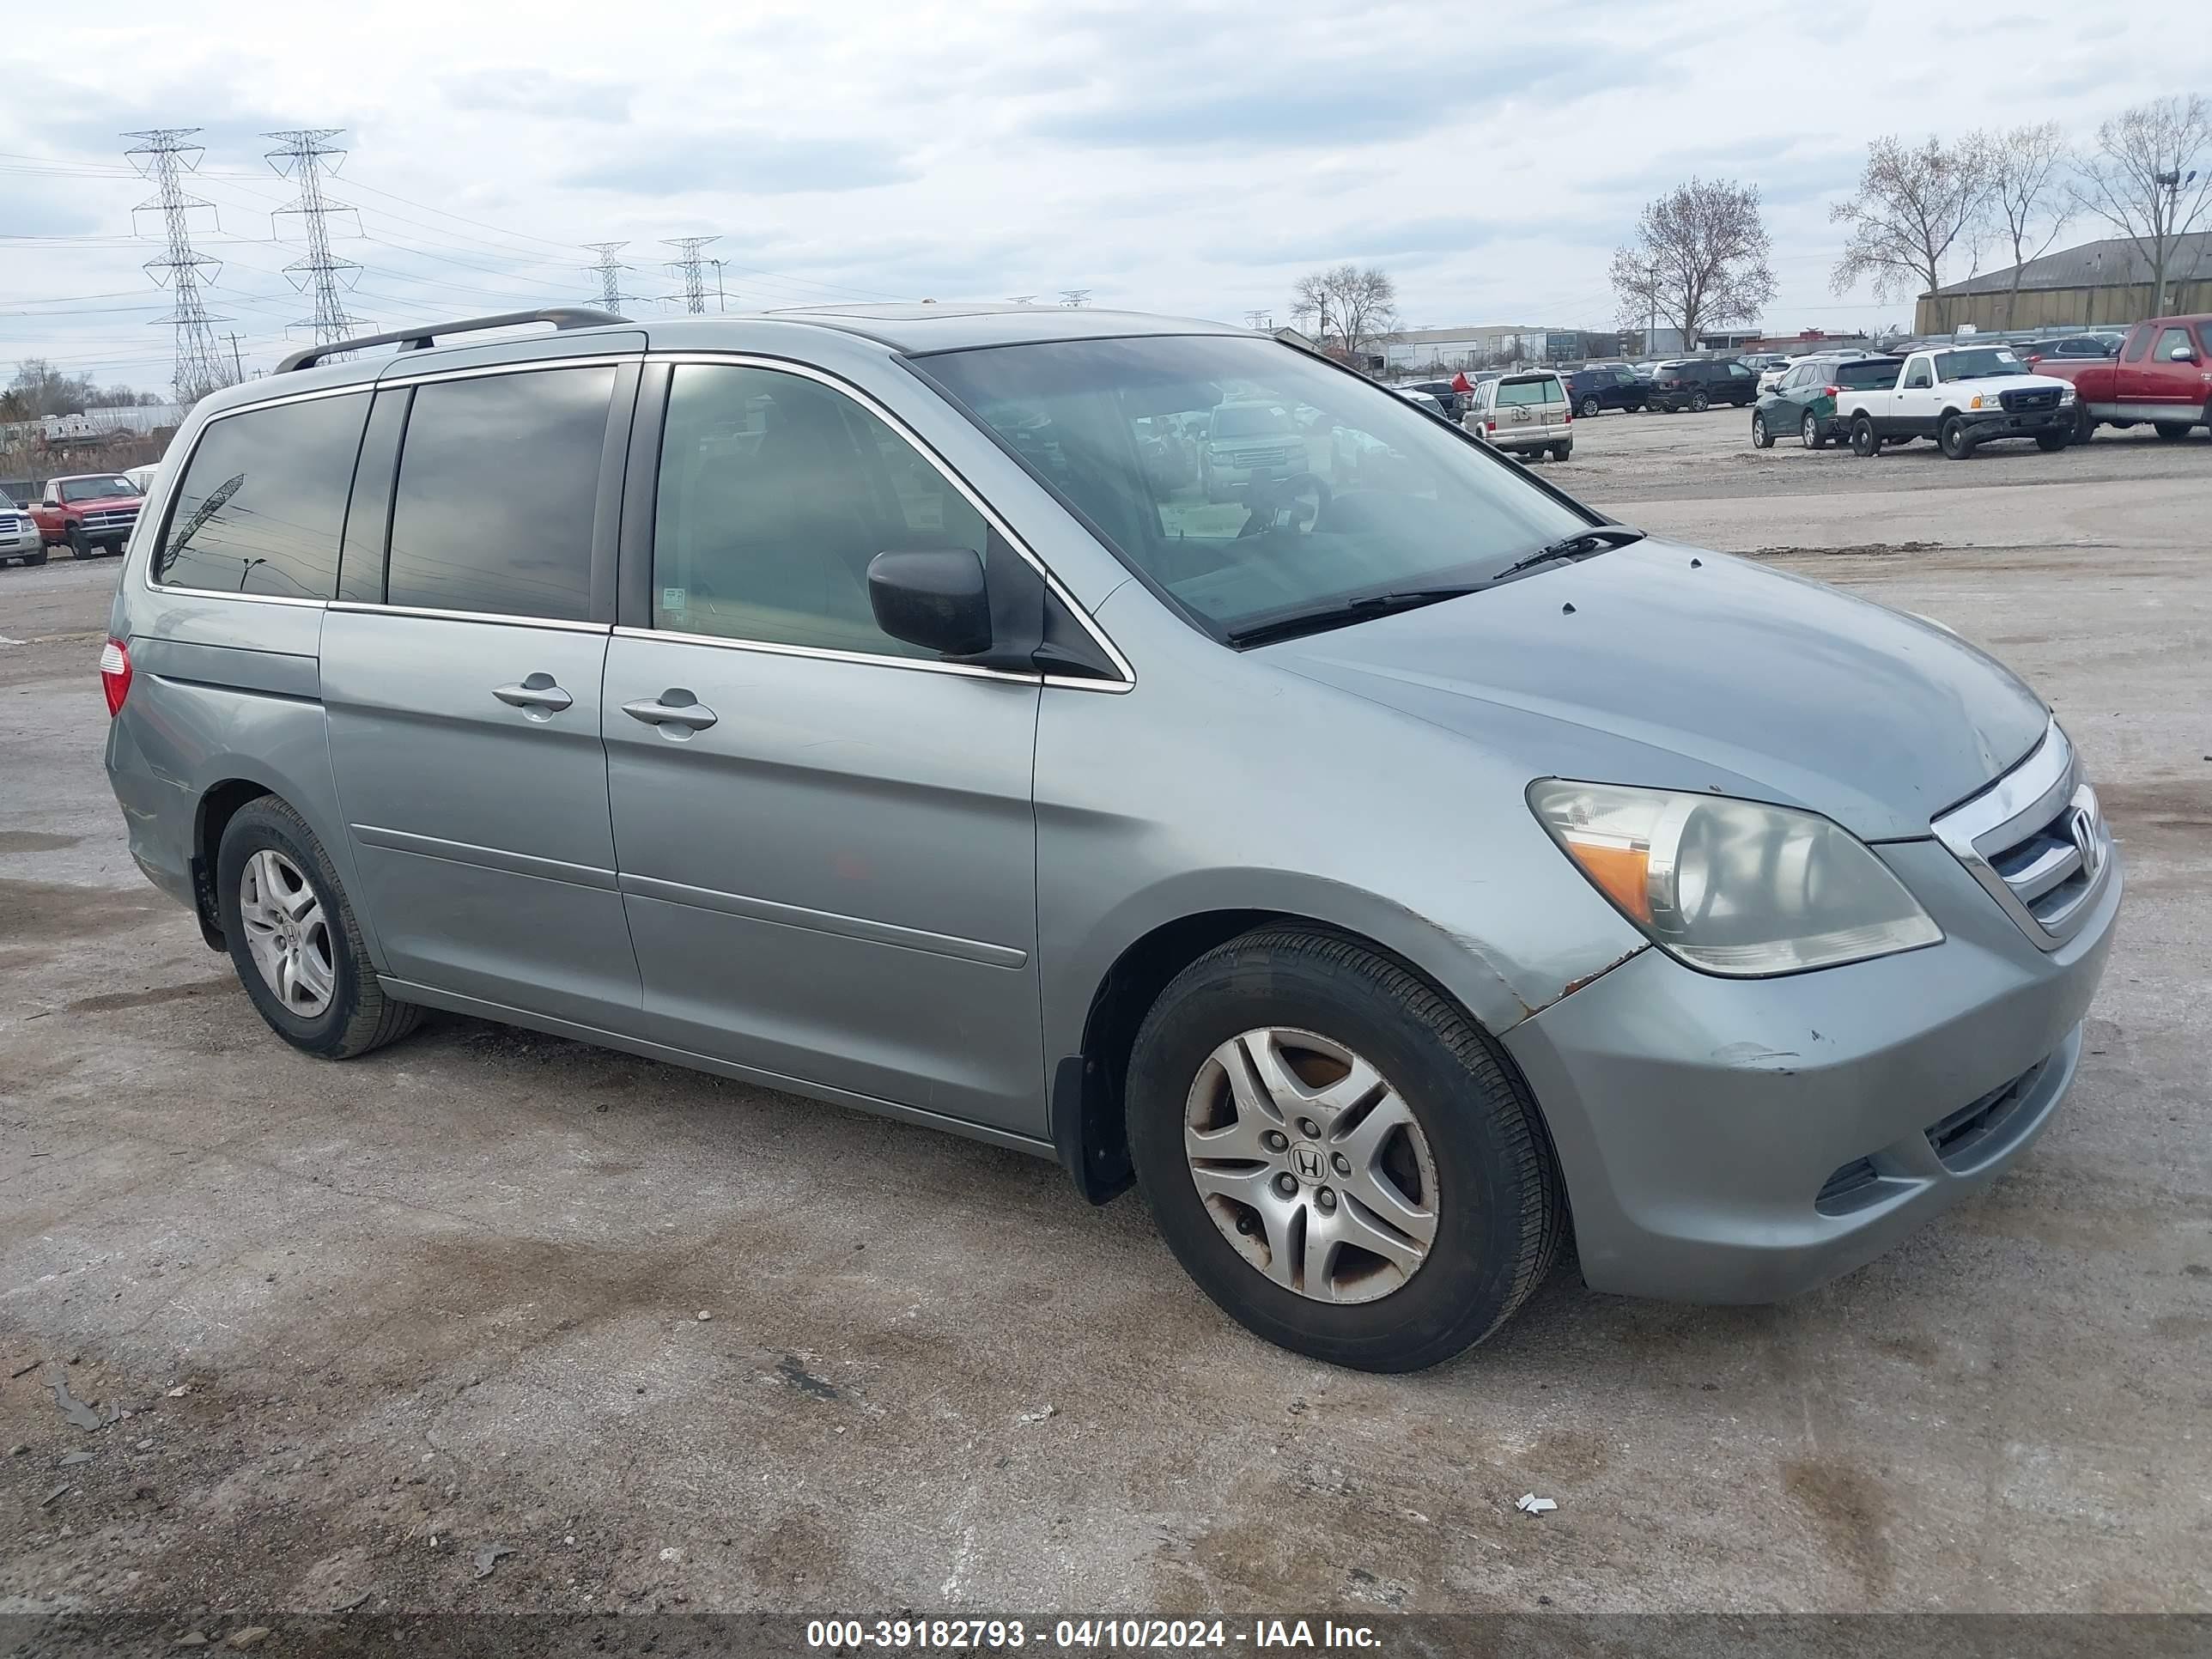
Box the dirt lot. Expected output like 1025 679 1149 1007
3 410 2208 1621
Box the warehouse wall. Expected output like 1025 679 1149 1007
1917 277 2212 333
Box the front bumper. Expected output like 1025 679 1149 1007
1 525 40 556
1960 405 2070 440
1503 834 2121 1303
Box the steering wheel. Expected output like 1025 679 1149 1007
1236 471 1332 538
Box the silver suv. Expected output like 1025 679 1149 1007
1463 371 1573 461
101 305 2120 1371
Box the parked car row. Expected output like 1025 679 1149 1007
1751 345 2076 459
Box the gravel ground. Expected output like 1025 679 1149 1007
3 411 2208 1620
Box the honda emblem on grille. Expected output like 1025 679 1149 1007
2069 805 2098 870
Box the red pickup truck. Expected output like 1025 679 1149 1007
2039 315 2212 442
28 472 145 559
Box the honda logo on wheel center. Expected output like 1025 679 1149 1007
1289 1143 1328 1182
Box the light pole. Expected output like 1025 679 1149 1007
708 258 727 313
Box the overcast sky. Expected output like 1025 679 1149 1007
6 0 2209 394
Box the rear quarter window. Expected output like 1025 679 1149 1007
1836 360 1903 389
153 392 370 599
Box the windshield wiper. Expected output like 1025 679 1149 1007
1491 524 1647 582
1225 586 1484 647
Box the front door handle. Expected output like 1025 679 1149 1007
622 689 718 732
493 673 573 717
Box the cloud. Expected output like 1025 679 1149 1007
565 132 915 197
439 70 635 124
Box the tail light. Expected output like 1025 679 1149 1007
1485 420 1496 433
1823 385 1839 398
1564 404 1574 423
99 638 132 717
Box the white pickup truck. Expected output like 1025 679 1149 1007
1833 343 2078 460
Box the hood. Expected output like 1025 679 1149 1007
1267 541 2048 841
55 493 142 512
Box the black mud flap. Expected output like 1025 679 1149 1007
1049 1055 1133 1205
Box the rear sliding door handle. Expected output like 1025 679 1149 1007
493 673 573 717
622 690 718 732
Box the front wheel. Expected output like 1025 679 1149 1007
1126 927 1564 1372
2035 431 2069 453
1938 416 1975 459
1579 396 1601 417
216 797 422 1060
22 547 48 566
2154 422 2193 441
1850 416 1880 457
1752 411 1773 448
2073 404 2096 443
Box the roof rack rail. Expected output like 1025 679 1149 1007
274 307 629 374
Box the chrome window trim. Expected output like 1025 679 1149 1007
1930 719 2112 950
328 600 609 635
612 623 1034 684
647 349 1135 693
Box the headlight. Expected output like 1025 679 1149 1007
1528 781 1942 976
2058 385 2077 404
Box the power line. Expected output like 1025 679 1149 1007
264 129 367 350
664 235 718 315
584 241 634 312
121 129 235 404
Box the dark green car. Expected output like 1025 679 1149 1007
1751 356 1902 449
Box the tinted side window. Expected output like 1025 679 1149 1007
154 392 368 598
2123 329 2151 362
385 367 613 620
651 363 988 658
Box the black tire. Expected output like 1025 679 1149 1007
1802 412 1826 449
1551 442 1571 462
2154 422 2192 441
1125 926 1564 1372
66 529 89 560
216 796 421 1060
1850 416 1880 457
1938 415 1974 459
1579 395 1601 417
1689 391 1710 413
1751 411 1773 448
24 547 48 566
2035 431 2069 452
2073 404 2096 443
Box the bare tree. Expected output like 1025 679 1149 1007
2073 95 2212 316
1829 137 1990 331
1607 178 1776 352
1972 123 2075 328
1290 265 1399 367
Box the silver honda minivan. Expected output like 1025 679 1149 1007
102 305 2119 1371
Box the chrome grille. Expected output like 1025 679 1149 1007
1931 720 2110 951
80 506 140 531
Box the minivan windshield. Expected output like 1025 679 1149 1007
920 335 1588 641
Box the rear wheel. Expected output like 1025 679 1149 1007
1126 927 1564 1372
1939 415 1975 459
1802 412 1826 449
1689 390 1711 413
216 797 421 1060
1550 441 1571 462
1751 411 1773 448
1850 416 1880 457
2154 422 2193 441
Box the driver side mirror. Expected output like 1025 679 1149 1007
867 548 993 657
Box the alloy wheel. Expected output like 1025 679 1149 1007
1802 414 1820 447
1182 1026 1437 1304
239 848 335 1017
